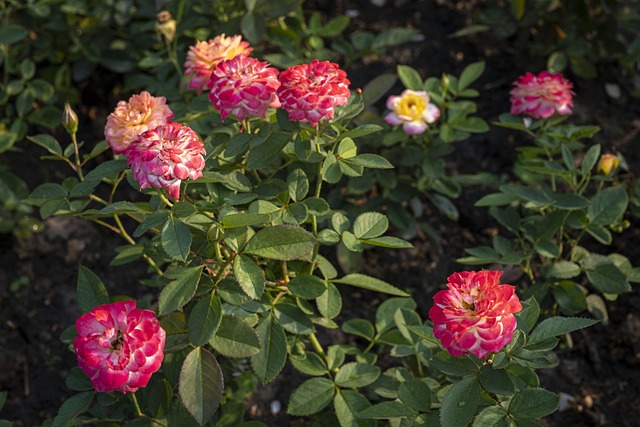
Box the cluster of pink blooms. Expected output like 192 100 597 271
184 34 253 93
73 301 165 393
384 89 441 135
509 70 574 119
104 92 206 200
429 270 522 359
184 35 351 126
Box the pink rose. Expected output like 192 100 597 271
509 71 574 119
104 91 174 154
208 55 281 121
184 34 253 93
125 122 206 200
385 89 440 135
277 59 351 127
73 301 165 393
429 270 522 359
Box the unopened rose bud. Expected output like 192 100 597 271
155 11 176 44
597 153 620 175
61 101 79 136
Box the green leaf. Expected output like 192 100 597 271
233 255 265 299
344 153 394 169
287 377 335 416
247 131 290 169
581 144 601 175
353 212 388 239
585 224 612 245
398 380 432 412
552 281 587 314
274 303 314 335
27 134 63 156
0 24 29 45
361 236 413 249
587 187 628 226
159 266 203 315
342 318 375 340
397 65 423 91
335 362 380 388
338 138 358 159
287 169 309 202
76 265 109 313
479 365 514 395
162 217 192 261
528 316 599 343
583 256 631 294
243 225 316 260
317 15 350 37
209 316 261 358
458 61 485 91
65 367 93 391
252 315 287 383
451 117 489 133
515 297 540 335
221 213 270 228
52 391 94 427
179 347 224 426
547 261 581 279
333 273 409 297
317 281 342 319
357 401 417 419
339 124 384 141
475 192 519 207
508 388 559 419
440 376 481 427
554 194 589 210
188 293 223 346
288 275 327 299
362 73 398 106
472 406 509 427
323 152 343 183
334 390 374 427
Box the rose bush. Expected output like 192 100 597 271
7 2 630 424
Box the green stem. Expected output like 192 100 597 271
212 252 236 286
129 393 143 417
308 332 327 361
113 214 164 277
71 132 84 181
155 188 174 208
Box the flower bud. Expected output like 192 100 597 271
61 101 79 135
155 11 177 44
597 154 620 175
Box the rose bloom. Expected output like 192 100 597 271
73 301 165 393
125 122 206 200
277 59 350 127
385 89 440 135
208 55 281 121
104 91 174 154
510 71 574 119
184 34 253 93
429 270 522 359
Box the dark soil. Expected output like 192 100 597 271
2 1 640 426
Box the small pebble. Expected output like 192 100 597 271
270 399 282 415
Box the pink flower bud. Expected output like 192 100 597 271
277 59 351 127
208 55 281 121
509 71 574 119
184 34 253 93
104 91 174 154
429 270 522 359
125 122 206 200
73 301 165 393
385 89 440 135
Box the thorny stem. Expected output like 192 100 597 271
212 252 236 286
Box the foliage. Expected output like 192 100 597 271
461 114 639 321
458 0 640 83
